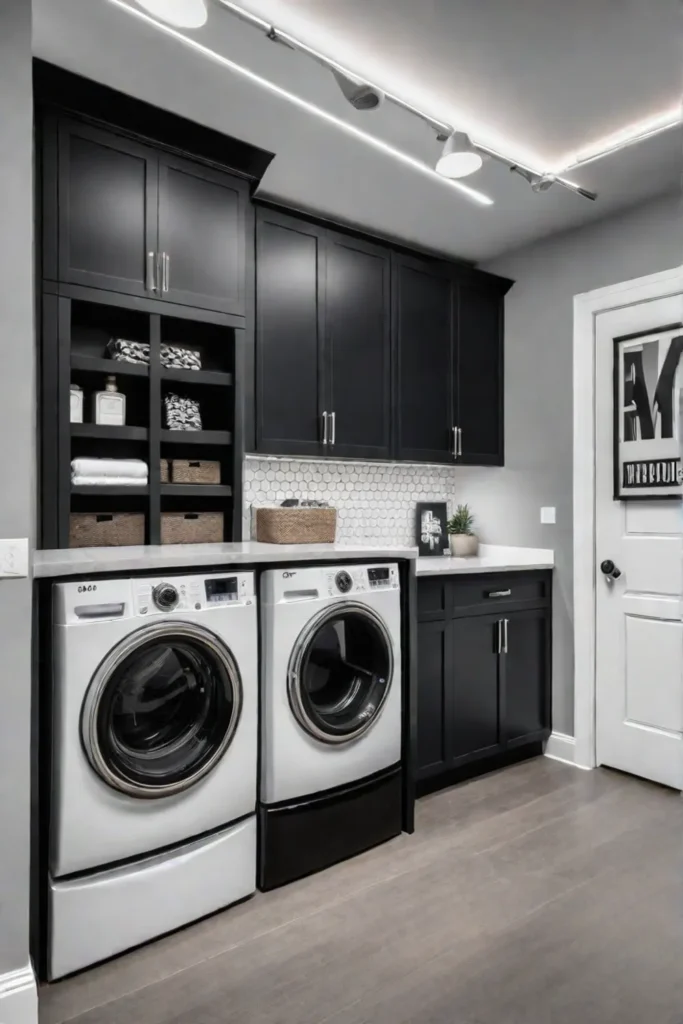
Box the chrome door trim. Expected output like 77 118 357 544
287 601 394 745
80 620 242 799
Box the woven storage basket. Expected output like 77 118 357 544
70 513 145 548
171 459 221 484
161 511 223 544
254 506 337 544
160 459 170 483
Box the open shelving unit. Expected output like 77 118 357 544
41 286 243 548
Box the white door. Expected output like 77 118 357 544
595 287 683 789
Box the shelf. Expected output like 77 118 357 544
71 354 149 378
161 367 233 387
161 430 232 446
161 484 233 498
71 423 149 441
72 485 149 496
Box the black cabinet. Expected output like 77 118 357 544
45 118 248 316
457 281 504 465
255 209 325 457
255 210 392 459
416 571 551 788
394 254 454 464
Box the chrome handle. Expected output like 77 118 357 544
497 619 502 655
330 411 336 446
458 427 463 457
147 251 157 292
487 589 511 598
452 426 458 460
162 252 170 292
75 603 125 619
322 411 329 445
503 618 509 654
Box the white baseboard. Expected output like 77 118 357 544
0 965 38 1024
545 731 578 766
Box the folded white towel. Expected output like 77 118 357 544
72 475 148 487
71 458 148 480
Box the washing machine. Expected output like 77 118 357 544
259 563 403 890
48 571 258 979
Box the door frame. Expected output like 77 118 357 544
572 264 683 769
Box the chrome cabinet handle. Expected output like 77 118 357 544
330 411 336 446
458 427 463 457
147 251 157 292
497 619 502 655
452 426 458 460
487 589 511 598
162 252 170 292
503 618 509 654
322 411 329 445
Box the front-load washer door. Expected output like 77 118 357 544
81 620 242 798
288 602 394 745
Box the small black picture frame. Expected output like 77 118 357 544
415 502 448 557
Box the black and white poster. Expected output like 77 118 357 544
614 323 683 500
415 502 448 556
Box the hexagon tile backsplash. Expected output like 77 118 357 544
243 457 461 545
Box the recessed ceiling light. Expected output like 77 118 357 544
436 132 483 179
134 0 208 28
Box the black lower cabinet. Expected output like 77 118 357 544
258 764 402 891
416 572 551 793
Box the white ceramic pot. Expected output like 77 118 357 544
449 533 479 557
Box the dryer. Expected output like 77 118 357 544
48 571 258 979
259 563 403 890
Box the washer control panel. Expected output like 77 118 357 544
134 572 254 616
325 564 399 597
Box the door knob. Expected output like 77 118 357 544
600 559 622 582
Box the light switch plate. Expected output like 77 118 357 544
540 507 556 525
0 538 29 578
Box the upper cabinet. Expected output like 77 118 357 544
254 207 512 465
44 118 249 317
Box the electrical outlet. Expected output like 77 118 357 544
540 507 556 525
0 538 29 578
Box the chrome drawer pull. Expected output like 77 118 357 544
487 589 511 598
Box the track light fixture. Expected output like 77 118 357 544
331 69 384 111
436 131 483 179
510 165 597 201
134 0 207 27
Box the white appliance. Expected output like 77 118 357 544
259 563 403 889
49 571 258 979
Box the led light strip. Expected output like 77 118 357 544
106 0 494 206
556 108 683 171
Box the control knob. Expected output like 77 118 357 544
152 582 179 611
335 571 353 594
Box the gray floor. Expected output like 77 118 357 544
40 757 683 1024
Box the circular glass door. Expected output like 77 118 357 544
288 603 394 744
81 621 242 798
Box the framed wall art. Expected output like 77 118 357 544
613 322 683 500
415 502 448 556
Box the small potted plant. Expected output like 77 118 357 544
447 504 479 557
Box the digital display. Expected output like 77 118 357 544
368 568 390 582
205 577 238 602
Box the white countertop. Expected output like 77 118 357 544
416 544 554 576
33 542 419 579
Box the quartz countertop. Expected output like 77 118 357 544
33 542 419 579
416 544 554 576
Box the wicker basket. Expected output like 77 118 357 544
254 506 337 544
171 459 221 484
161 511 224 544
160 459 170 483
70 512 145 548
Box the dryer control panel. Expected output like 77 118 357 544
325 564 399 597
135 572 255 615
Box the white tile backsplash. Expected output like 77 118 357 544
243 457 461 545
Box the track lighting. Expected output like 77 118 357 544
510 165 597 201
331 69 384 111
436 132 483 179
134 0 207 28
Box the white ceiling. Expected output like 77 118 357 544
32 0 682 262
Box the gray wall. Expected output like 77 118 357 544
456 192 682 735
0 0 34 978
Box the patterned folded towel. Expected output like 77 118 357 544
164 393 202 431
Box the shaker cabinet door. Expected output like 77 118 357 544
157 154 247 315
325 234 392 459
503 609 550 746
416 620 453 780
394 254 455 463
450 614 503 762
52 119 157 298
457 283 504 465
255 209 325 456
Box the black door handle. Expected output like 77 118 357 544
600 559 622 579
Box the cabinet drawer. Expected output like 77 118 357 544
450 572 550 613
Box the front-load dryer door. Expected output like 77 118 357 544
288 602 394 745
82 621 242 798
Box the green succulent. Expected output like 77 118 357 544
447 504 475 535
